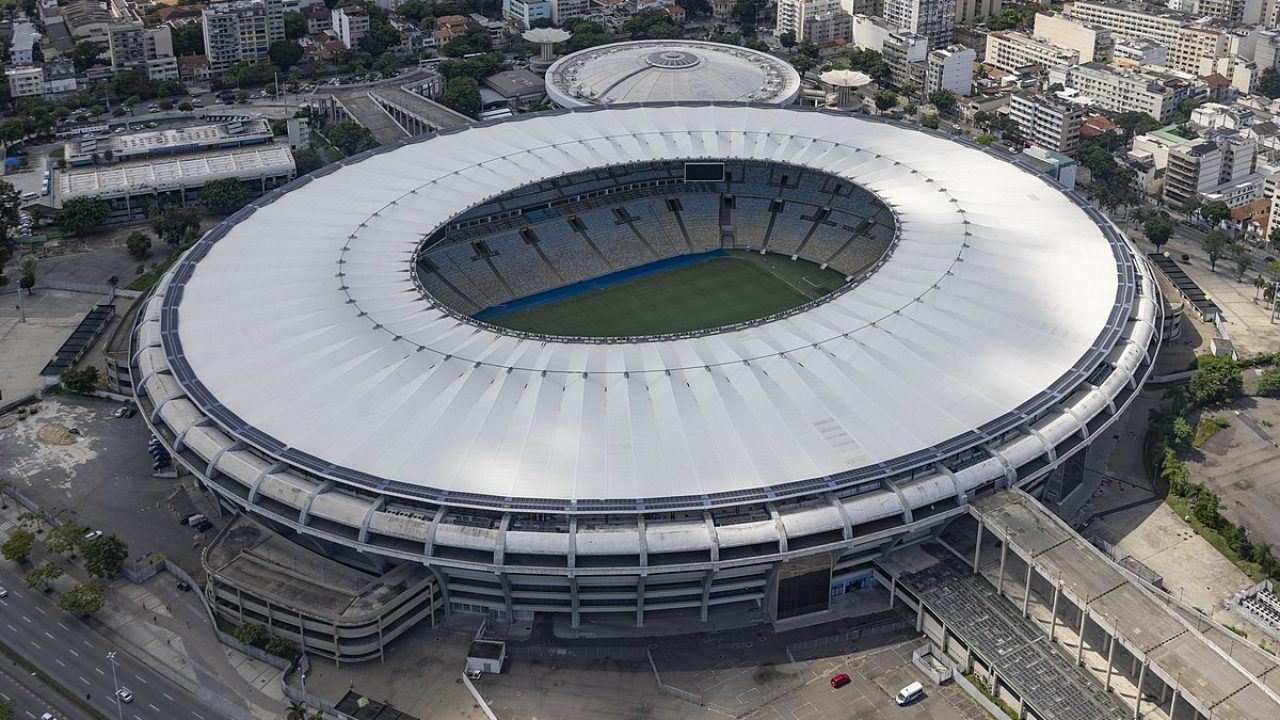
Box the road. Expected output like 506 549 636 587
0 579 226 720
0 653 90 720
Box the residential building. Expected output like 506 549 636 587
803 10 853 46
549 0 589 24
202 0 286 74
1020 146 1078 188
852 15 929 85
1197 54 1257 96
302 5 331 35
1190 102 1254 130
1112 37 1168 66
882 0 954 49
107 20 174 73
954 0 998 27
925 44 973 96
712 0 734 19
984 31 1079 73
469 13 507 49
332 6 370 49
1009 92 1085 154
6 66 44 99
1067 1 1230 76
44 59 78 98
10 21 35 65
59 0 113 41
1031 13 1112 63
146 56 180 81
1164 130 1256 205
1056 62 1198 123
778 0 842 42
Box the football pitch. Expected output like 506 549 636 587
486 250 848 337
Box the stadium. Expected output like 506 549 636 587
131 104 1161 662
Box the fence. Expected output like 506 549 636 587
785 618 913 660
954 671 1014 719
910 643 954 685
34 280 143 298
461 672 500 720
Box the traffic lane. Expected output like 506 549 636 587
0 655 92 720
0 582 219 720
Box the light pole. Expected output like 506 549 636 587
106 651 123 720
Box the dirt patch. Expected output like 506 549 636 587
0 415 16 430
35 423 77 446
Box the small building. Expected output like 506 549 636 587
466 640 507 674
10 21 36 65
818 69 872 109
482 67 547 109
1019 146 1078 189
63 119 275 167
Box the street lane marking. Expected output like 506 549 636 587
79 676 90 685
57 622 69 631
33 607 44 615
27 641 37 649
147 704 159 712
134 675 147 685
94 667 105 676
20 616 28 624
5 625 14 633
68 649 78 657
83 640 92 648
53 659 64 667
42 632 52 640
192 713 204 719
162 692 172 701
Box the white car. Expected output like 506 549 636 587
84 530 103 542
0 587 8 597
116 687 133 703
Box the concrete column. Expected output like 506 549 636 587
1076 607 1089 666
1049 583 1061 641
889 576 897 609
916 600 925 632
1170 686 1179 719
1104 635 1117 691
973 522 984 574
1133 660 1148 720
1022 563 1033 618
997 538 1008 596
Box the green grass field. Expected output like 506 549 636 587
488 250 848 337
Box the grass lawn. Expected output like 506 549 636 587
487 250 847 337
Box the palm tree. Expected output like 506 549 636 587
307 711 326 720
285 700 306 720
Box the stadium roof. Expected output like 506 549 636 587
545 41 802 107
168 105 1127 506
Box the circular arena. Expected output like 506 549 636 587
132 104 1160 660
545 40 802 107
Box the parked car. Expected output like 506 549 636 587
179 513 197 525
83 530 103 542
185 514 206 526
829 673 851 689
193 519 214 532
0 587 8 597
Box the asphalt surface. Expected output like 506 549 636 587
0 653 89 720
0 578 224 720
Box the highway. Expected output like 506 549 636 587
0 579 227 720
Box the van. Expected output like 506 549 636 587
185 514 206 526
895 681 924 706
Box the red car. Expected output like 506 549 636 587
830 673 851 689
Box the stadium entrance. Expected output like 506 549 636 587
773 555 832 620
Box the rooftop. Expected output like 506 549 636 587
58 145 295 202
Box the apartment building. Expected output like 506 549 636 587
1032 13 1113 63
202 0 286 74
107 21 173 73
1056 62 1198 122
852 14 929 85
954 0 998 26
1067 1 1230 75
1198 54 1258 95
925 44 974 96
1008 92 1085 154
548 0 588 24
985 31 1079 72
1165 130 1256 205
803 10 854 45
10 22 35 65
779 0 843 41
5 66 43 99
882 0 954 49
332 6 370 49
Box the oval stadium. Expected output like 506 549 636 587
132 104 1161 662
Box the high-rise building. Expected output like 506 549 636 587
202 0 286 75
107 20 173 72
1054 62 1197 123
778 0 843 41
1032 13 1113 63
1067 1 1230 75
803 10 854 46
1008 92 1085 154
547 0 587 24
925 44 973 96
953 0 998 27
332 6 370 49
1165 131 1256 205
882 0 955 49
984 31 1079 72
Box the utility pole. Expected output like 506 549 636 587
106 651 124 720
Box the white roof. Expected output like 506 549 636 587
546 41 801 108
59 146 295 201
169 105 1124 506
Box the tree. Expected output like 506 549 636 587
1113 111 1161 138
232 622 263 645
1143 212 1174 251
1189 354 1244 406
1269 226 1280 253
778 31 796 48
1199 200 1230 226
60 366 100 394
1260 67 1280 99
0 696 13 720
56 197 110 236
1 529 34 564
283 10 307 39
198 178 252 215
45 520 88 558
287 701 308 720
173 22 204 56
82 534 128 578
1259 366 1280 397
1232 243 1251 280
1202 229 1229 271
18 257 34 293
151 205 200 246
70 41 105 72
126 231 153 259
921 113 940 130
731 0 763 26
440 77 482 118
178 101 193 112
24 563 62 591
0 180 21 245
292 147 323 175
56 580 106 617
873 89 898 114
269 41 304 71
927 89 956 114
324 121 378 157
